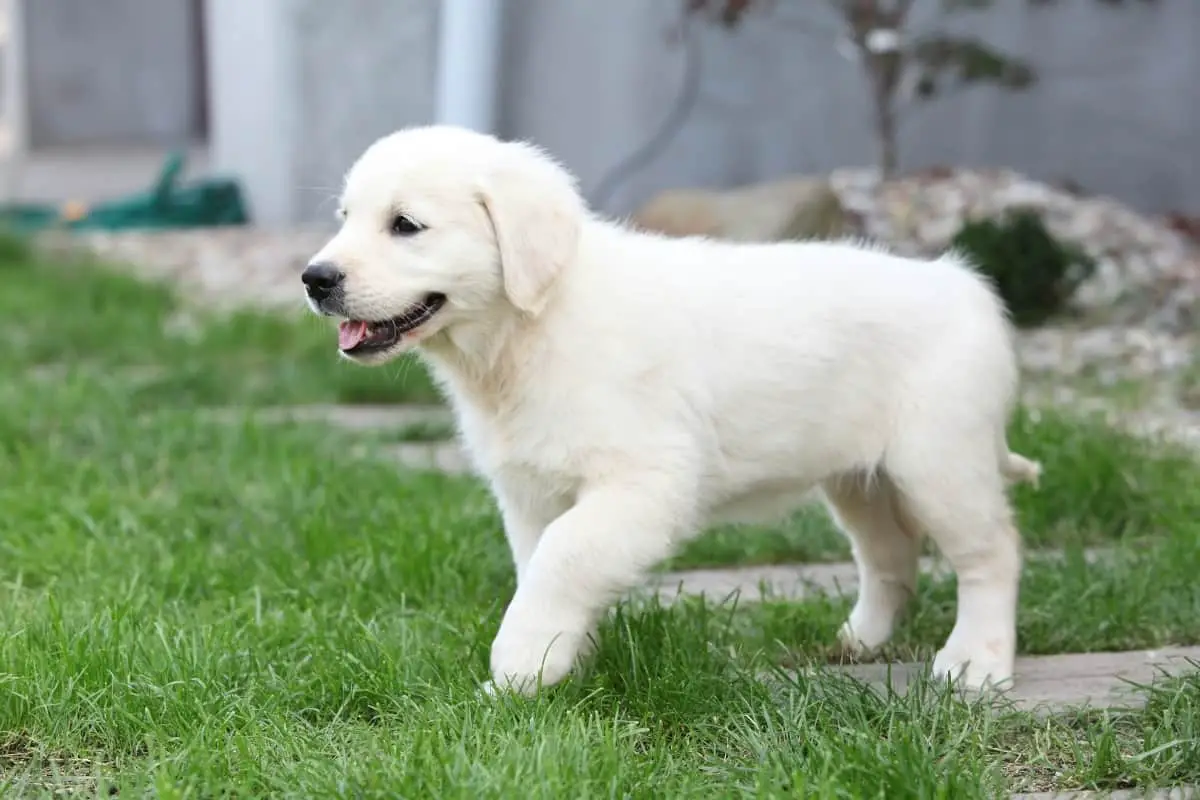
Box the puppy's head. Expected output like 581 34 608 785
303 125 585 365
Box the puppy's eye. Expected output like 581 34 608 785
390 214 423 236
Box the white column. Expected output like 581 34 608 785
434 0 503 134
204 0 439 227
204 0 297 226
0 0 28 203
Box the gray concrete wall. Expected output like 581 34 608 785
205 0 438 227
201 0 1200 224
24 0 204 148
289 0 439 222
499 0 1200 217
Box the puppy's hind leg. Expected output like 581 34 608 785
822 472 922 655
885 431 1023 691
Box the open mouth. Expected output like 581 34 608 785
337 293 447 354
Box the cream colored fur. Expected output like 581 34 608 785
307 125 1041 696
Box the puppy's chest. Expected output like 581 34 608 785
454 402 591 485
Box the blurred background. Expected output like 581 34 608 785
0 0 1195 423
1 0 1196 220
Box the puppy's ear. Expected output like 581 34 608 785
479 143 585 316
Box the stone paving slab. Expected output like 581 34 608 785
376 441 473 475
650 560 906 604
186 403 474 473
649 547 1111 605
828 646 1200 713
1012 786 1196 799
203 403 453 431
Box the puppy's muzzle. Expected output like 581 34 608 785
302 261 345 313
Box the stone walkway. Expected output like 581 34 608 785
220 403 1200 781
196 403 473 473
649 547 1111 605
196 402 453 431
830 646 1200 713
1013 788 1196 799
649 550 1199 714
226 407 1200 695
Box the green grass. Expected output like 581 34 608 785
1 235 440 408
1 235 1199 796
387 419 459 443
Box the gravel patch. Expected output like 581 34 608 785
830 167 1200 334
37 225 333 313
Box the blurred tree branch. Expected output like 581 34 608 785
685 0 1157 178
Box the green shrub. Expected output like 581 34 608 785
950 207 1095 327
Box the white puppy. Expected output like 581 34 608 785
303 125 1041 696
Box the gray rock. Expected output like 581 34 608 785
632 176 851 242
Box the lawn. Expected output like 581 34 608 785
1 238 1198 797
0 236 441 408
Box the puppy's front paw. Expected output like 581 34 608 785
932 636 1015 692
489 615 593 696
837 605 896 656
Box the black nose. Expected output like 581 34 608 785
301 262 344 300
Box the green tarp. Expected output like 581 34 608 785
0 151 250 234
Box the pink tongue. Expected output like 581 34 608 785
338 320 370 350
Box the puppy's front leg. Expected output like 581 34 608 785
493 479 569 585
488 479 692 695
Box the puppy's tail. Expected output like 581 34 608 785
1001 450 1042 488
